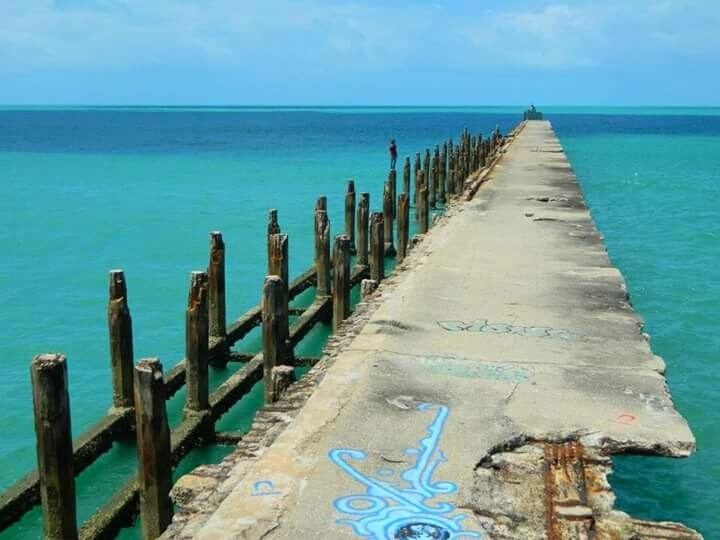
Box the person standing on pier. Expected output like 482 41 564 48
389 139 398 170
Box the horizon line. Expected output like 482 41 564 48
1 104 720 109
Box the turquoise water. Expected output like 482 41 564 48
0 107 717 537
0 108 512 538
554 117 720 537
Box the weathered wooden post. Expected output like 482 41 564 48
402 157 411 198
316 196 327 212
457 147 463 180
383 181 396 256
356 193 369 268
388 169 397 218
423 149 430 197
344 180 357 254
31 354 78 540
268 233 289 294
470 138 476 170
369 212 384 282
268 365 295 404
208 232 226 344
428 162 435 209
413 152 421 206
429 149 437 209
439 144 447 205
397 193 409 262
418 184 429 234
262 275 291 403
267 233 293 361
314 209 331 297
414 164 422 218
438 142 449 204
134 358 172 540
267 210 281 270
108 270 134 409
185 271 209 417
332 235 351 331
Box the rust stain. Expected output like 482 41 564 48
543 442 594 540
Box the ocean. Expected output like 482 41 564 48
0 107 717 538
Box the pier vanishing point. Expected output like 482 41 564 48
4 119 700 539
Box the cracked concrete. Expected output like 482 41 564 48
165 121 698 539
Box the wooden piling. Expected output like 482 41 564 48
267 233 293 363
268 366 295 403
108 270 134 410
134 358 172 540
185 271 209 416
383 181 396 256
208 232 226 343
414 152 421 206
423 149 430 198
262 275 290 403
439 143 447 205
418 185 429 234
332 235 351 331
356 193 369 268
344 180 357 254
388 169 397 218
268 233 289 293
429 149 437 208
369 212 384 282
316 196 327 212
267 210 281 271
402 157 411 198
397 193 409 262
31 353 78 540
314 209 331 297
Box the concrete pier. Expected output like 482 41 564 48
166 122 699 539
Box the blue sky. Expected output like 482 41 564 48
1 0 718 105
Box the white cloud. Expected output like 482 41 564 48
0 0 718 75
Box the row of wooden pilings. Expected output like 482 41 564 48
13 126 504 540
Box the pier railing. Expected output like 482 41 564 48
0 124 514 539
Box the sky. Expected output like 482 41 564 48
0 0 718 105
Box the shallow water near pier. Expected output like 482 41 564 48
0 107 717 538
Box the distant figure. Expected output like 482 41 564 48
530 104 536 112
389 139 398 170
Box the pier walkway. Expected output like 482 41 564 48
171 122 698 539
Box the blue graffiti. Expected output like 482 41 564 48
437 319 573 340
251 480 281 497
328 403 481 539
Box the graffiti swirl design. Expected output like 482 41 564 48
328 403 481 539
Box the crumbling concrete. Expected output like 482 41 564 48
164 121 698 539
